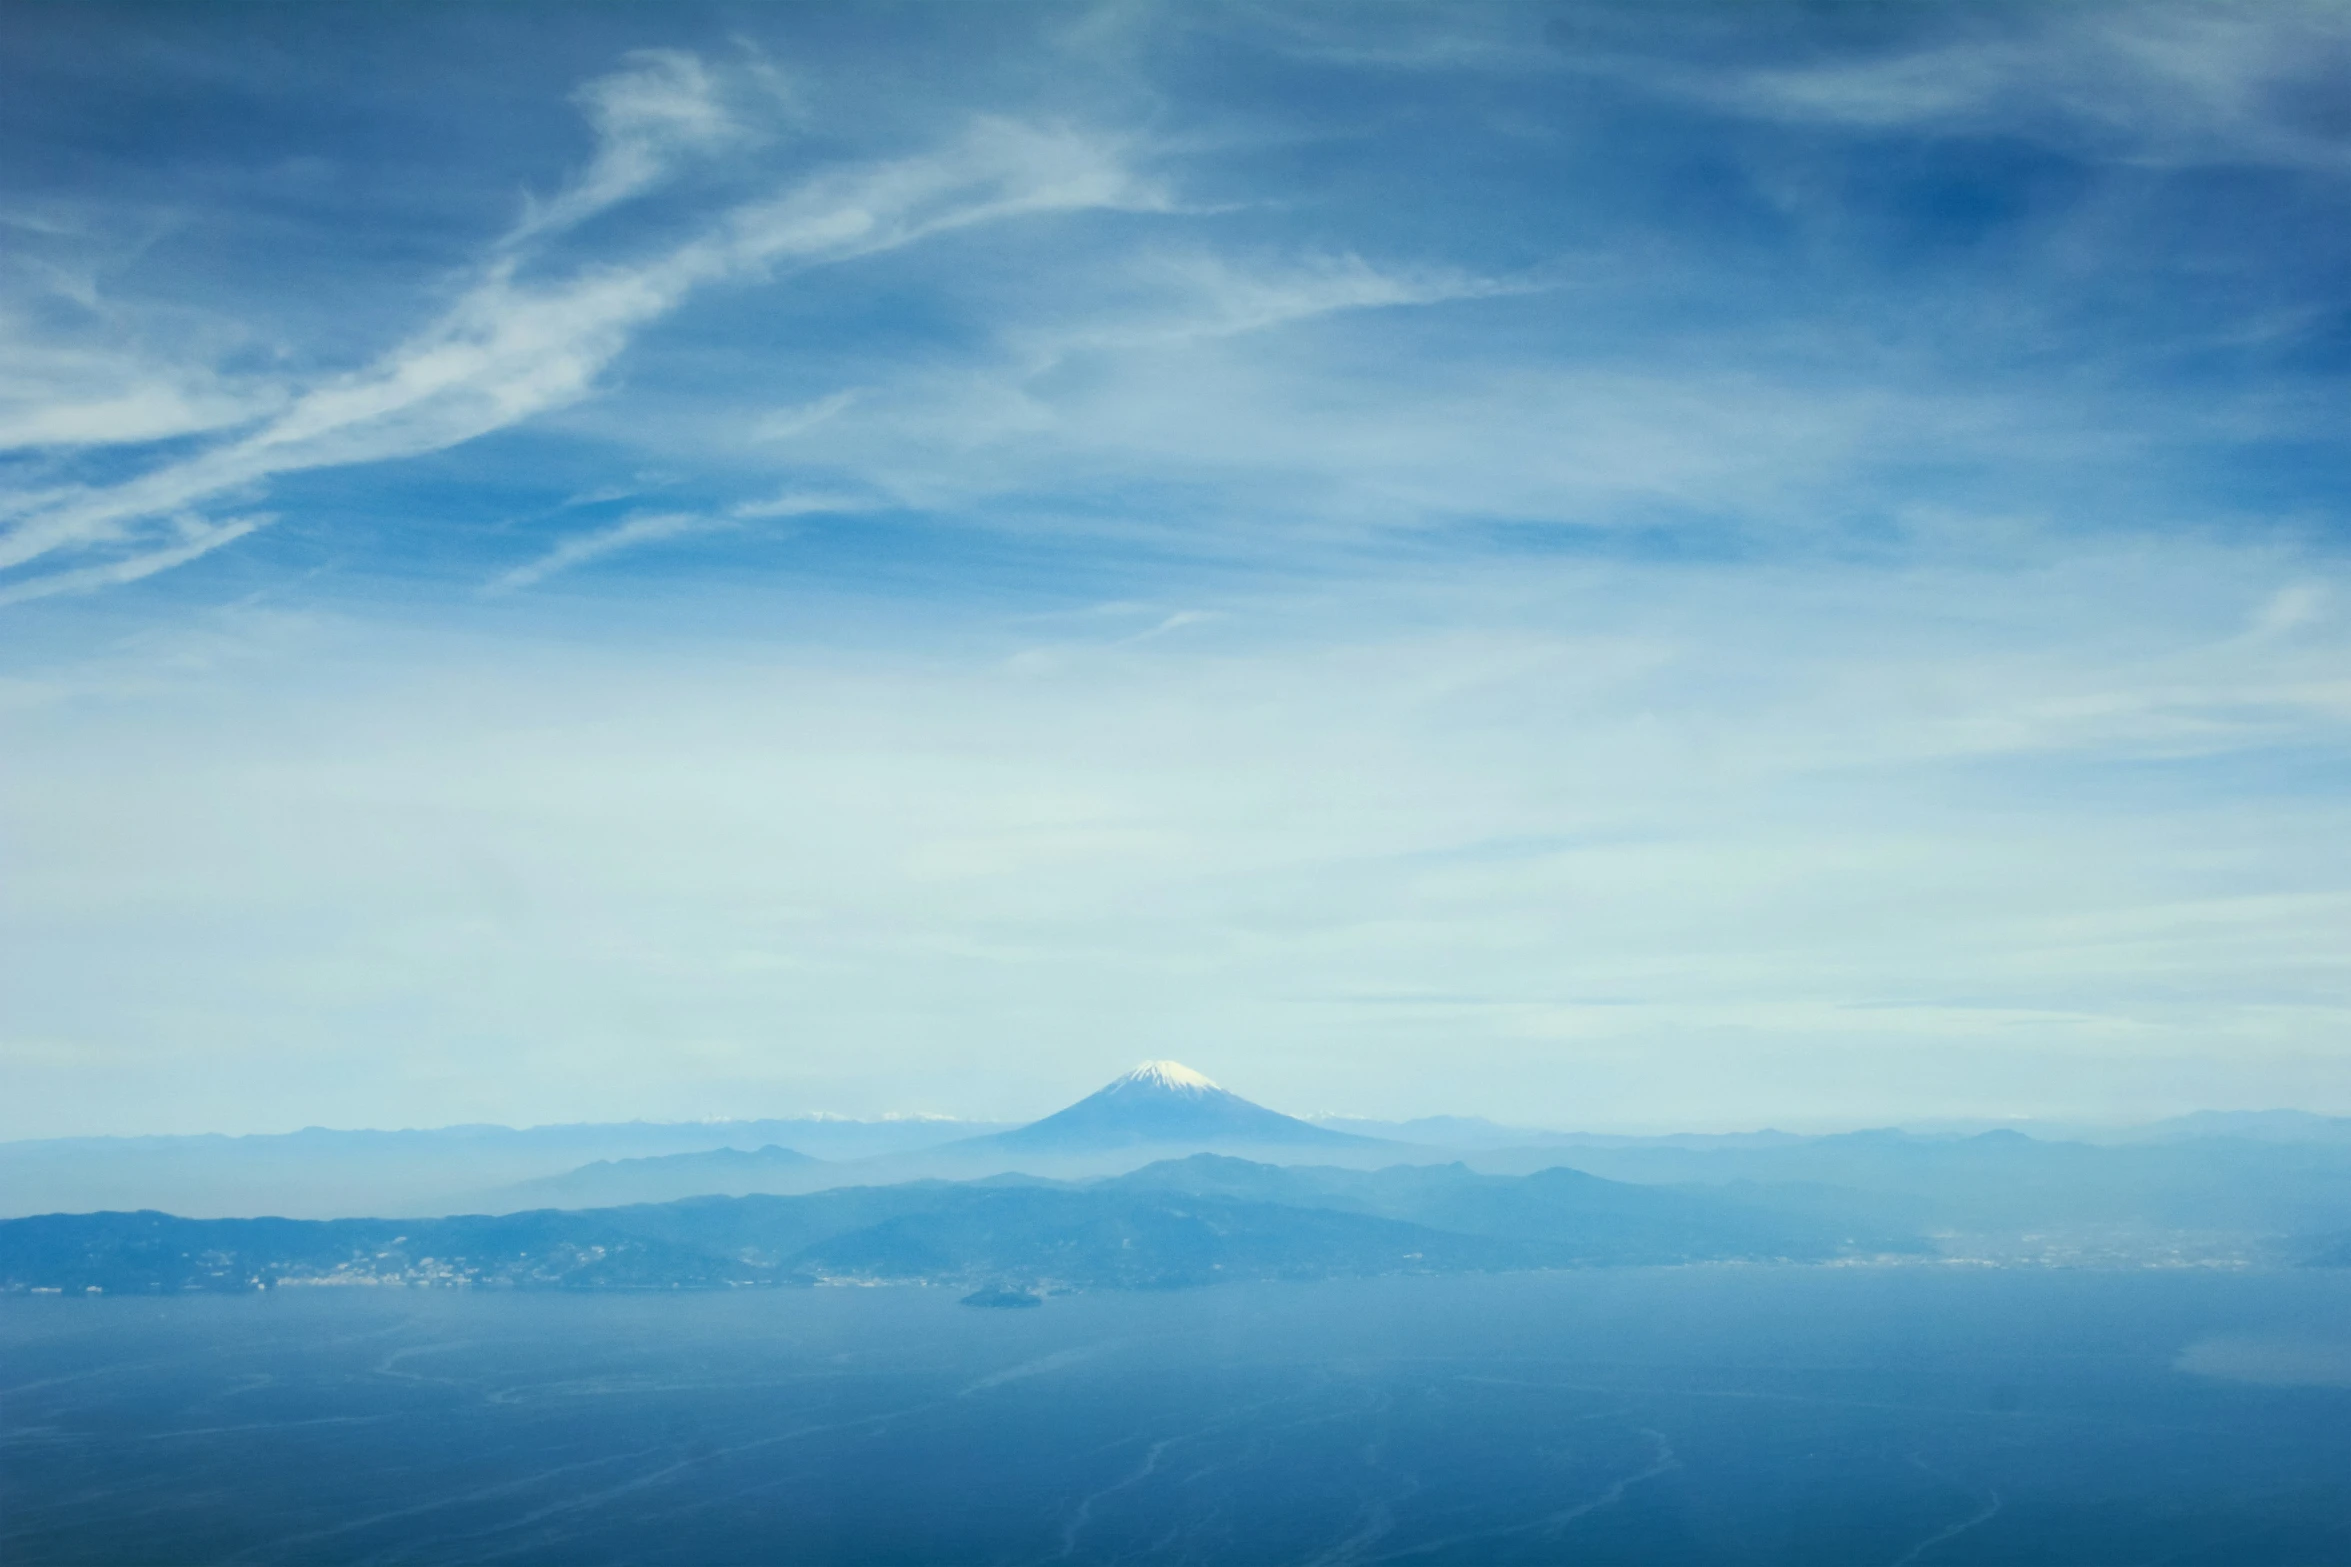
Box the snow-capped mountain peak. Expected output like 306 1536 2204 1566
1117 1060 1219 1095
980 1060 1377 1152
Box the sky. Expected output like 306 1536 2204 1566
3 1 2349 1139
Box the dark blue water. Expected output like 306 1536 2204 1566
6 1268 2349 1564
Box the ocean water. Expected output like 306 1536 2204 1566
5 1268 2348 1564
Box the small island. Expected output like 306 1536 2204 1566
959 1285 1044 1309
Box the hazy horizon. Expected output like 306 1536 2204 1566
6 1056 2343 1146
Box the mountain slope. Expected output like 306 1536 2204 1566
971 1061 1379 1153
483 1144 827 1209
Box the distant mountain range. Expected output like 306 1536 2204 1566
1311 1116 1840 1154
0 1061 1407 1219
2130 1109 2351 1145
0 1154 1933 1297
7 1064 2351 1262
475 1061 1405 1210
0 1115 1011 1220
1468 1127 2351 1235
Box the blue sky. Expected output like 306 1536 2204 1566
3 2 2349 1136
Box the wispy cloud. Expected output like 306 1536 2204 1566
488 511 718 592
504 50 747 247
0 206 288 454
0 340 279 450
0 55 1159 605
722 247 1592 532
1124 609 1219 643
750 389 865 443
490 490 885 590
0 514 270 607
1037 250 1529 354
1213 2 2351 174
20 6 2334 608
729 488 883 521
1693 5 2351 171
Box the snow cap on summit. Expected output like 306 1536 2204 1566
988 1057 1368 1150
1118 1060 1219 1092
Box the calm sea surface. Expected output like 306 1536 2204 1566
5 1267 2349 1564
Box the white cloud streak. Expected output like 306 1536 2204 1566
1037 250 1528 354
488 511 719 592
730 488 885 521
490 490 888 591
